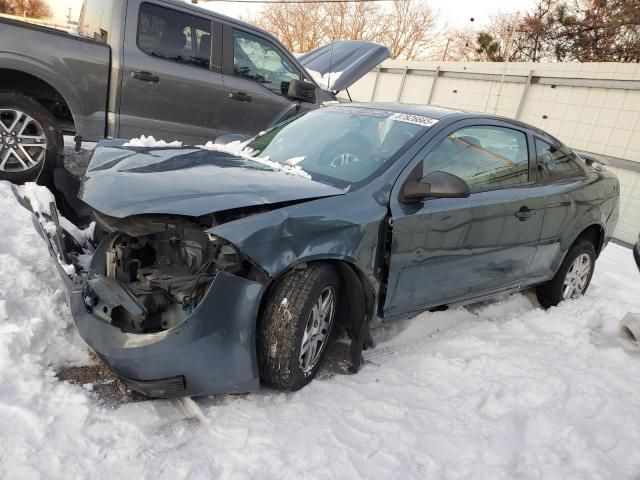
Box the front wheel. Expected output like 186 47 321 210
258 264 339 391
536 239 596 308
0 91 63 184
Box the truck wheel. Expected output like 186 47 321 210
0 92 63 184
536 238 596 308
258 264 339 391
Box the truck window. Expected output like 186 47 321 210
137 3 211 70
78 0 114 43
233 29 301 94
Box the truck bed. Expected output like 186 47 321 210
0 17 111 141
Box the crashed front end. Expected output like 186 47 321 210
13 140 346 397
15 189 266 397
79 212 266 397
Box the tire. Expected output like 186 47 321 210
258 264 339 391
0 91 63 184
536 238 596 308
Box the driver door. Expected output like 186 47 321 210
383 120 546 318
219 26 306 136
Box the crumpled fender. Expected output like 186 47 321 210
207 194 388 370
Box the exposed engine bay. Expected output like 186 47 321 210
84 212 254 334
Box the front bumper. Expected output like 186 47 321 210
68 269 262 397
16 187 263 397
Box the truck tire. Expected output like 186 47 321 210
257 264 339 391
536 238 596 308
0 91 63 184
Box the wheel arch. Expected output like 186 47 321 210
257 257 377 367
550 222 605 278
0 68 76 134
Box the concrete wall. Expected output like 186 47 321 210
345 60 640 244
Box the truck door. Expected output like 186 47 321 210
218 26 306 136
119 0 224 144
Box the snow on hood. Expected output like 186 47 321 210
123 135 183 148
198 140 312 180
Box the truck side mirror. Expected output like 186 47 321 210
287 79 317 103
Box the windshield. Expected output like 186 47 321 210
244 107 431 189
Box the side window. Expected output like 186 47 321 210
233 29 301 94
535 138 584 180
422 125 529 193
137 3 211 69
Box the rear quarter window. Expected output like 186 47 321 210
535 138 585 181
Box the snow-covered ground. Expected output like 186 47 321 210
1 180 640 479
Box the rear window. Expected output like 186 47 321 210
78 0 114 43
137 3 211 69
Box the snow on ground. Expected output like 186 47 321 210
1 180 640 479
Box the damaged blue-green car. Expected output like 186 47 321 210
16 104 619 397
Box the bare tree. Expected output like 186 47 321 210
250 0 439 60
252 2 326 52
0 0 15 14
7 0 51 18
440 27 478 62
322 1 384 42
378 0 438 59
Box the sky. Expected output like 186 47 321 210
51 0 535 28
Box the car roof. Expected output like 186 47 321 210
340 102 568 147
343 102 463 119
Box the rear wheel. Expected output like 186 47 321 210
536 238 596 308
257 264 339 391
0 92 63 184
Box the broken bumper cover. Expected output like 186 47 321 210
68 270 263 397
15 188 263 397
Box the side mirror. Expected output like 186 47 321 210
287 79 317 103
401 171 470 202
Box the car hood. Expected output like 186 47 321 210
78 141 345 218
299 40 391 92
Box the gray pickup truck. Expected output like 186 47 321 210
0 0 389 183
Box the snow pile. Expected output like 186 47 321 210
1 180 640 477
124 135 183 148
13 183 95 277
200 140 312 180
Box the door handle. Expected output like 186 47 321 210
229 91 252 102
515 206 532 221
131 71 159 83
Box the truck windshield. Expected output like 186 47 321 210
78 0 114 43
245 106 429 189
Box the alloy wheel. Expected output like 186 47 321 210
299 286 336 373
562 253 592 299
0 109 47 172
